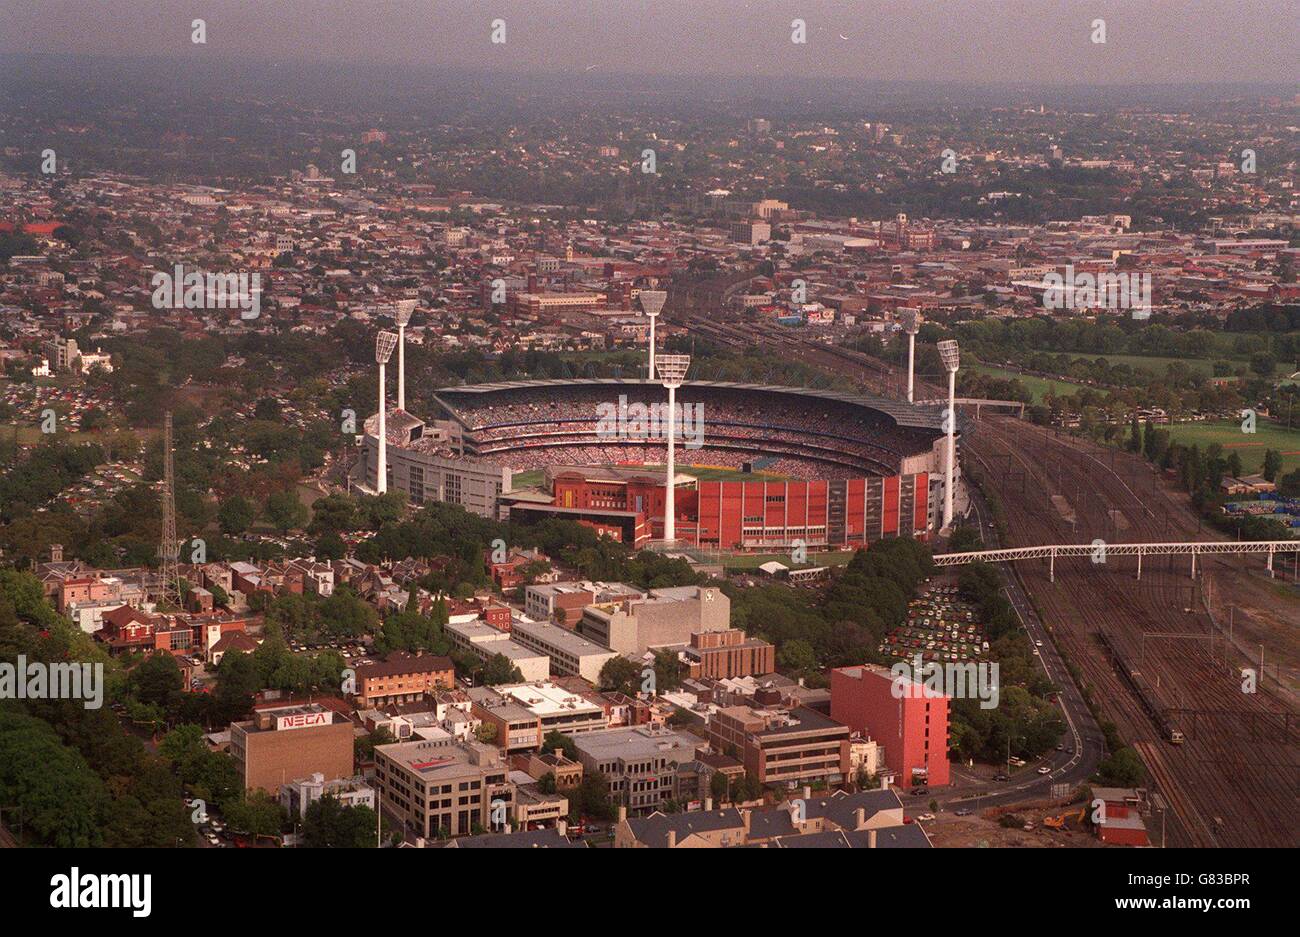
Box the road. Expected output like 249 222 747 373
923 482 1105 813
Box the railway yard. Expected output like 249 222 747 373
673 281 1299 848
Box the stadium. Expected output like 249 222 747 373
358 376 958 553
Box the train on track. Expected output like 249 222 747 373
1096 629 1185 744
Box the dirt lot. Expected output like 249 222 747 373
923 809 1109 848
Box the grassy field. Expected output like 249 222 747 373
1164 420 1300 475
967 363 1090 404
1081 353 1219 379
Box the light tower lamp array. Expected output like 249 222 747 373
639 289 667 380
394 300 416 412
900 308 921 404
936 338 960 531
375 330 399 494
655 352 691 545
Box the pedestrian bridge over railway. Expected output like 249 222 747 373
932 540 1300 582
913 397 1026 417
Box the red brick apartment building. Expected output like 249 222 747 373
683 628 775 679
353 652 455 707
830 664 950 789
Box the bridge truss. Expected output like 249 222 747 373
932 540 1300 582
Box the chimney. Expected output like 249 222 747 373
742 810 751 833
867 828 877 849
704 797 713 812
881 777 889 791
802 785 812 801
49 544 63 563
618 804 627 823
415 836 426 849
556 819 567 837
666 829 676 848
553 748 564 760
855 807 865 830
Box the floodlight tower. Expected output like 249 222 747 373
900 308 922 403
656 353 691 544
937 339 960 531
394 301 416 411
375 331 398 494
639 290 667 380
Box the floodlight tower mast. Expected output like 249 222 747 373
901 309 922 403
394 301 415 411
157 410 182 607
656 354 691 545
937 339 961 531
375 331 398 494
639 290 667 380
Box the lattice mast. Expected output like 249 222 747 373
157 410 182 607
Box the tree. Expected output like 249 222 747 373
130 651 184 708
1262 449 1283 482
710 770 730 805
597 656 641 696
480 653 523 686
301 794 378 848
266 490 309 534
1126 416 1142 453
777 638 818 676
1095 747 1144 787
1278 468 1300 498
474 722 499 744
218 495 257 535
222 790 287 837
542 730 578 762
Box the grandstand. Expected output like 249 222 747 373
358 379 958 552
431 379 948 479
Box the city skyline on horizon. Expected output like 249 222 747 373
1 0 1296 86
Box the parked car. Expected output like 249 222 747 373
1037 765 1052 775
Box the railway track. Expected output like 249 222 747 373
674 301 1298 846
970 416 1298 847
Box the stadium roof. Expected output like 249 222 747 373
432 379 948 433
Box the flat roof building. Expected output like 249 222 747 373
572 724 704 814
230 703 354 794
374 738 513 841
510 618 619 683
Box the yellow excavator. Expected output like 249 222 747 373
1043 809 1085 831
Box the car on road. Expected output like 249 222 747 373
1035 640 1044 647
1056 743 1065 751
1037 765 1052 775
993 774 1009 782
954 808 972 816
911 787 929 796
916 813 935 821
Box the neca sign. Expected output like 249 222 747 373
277 712 329 730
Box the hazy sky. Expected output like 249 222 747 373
2 0 1296 85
